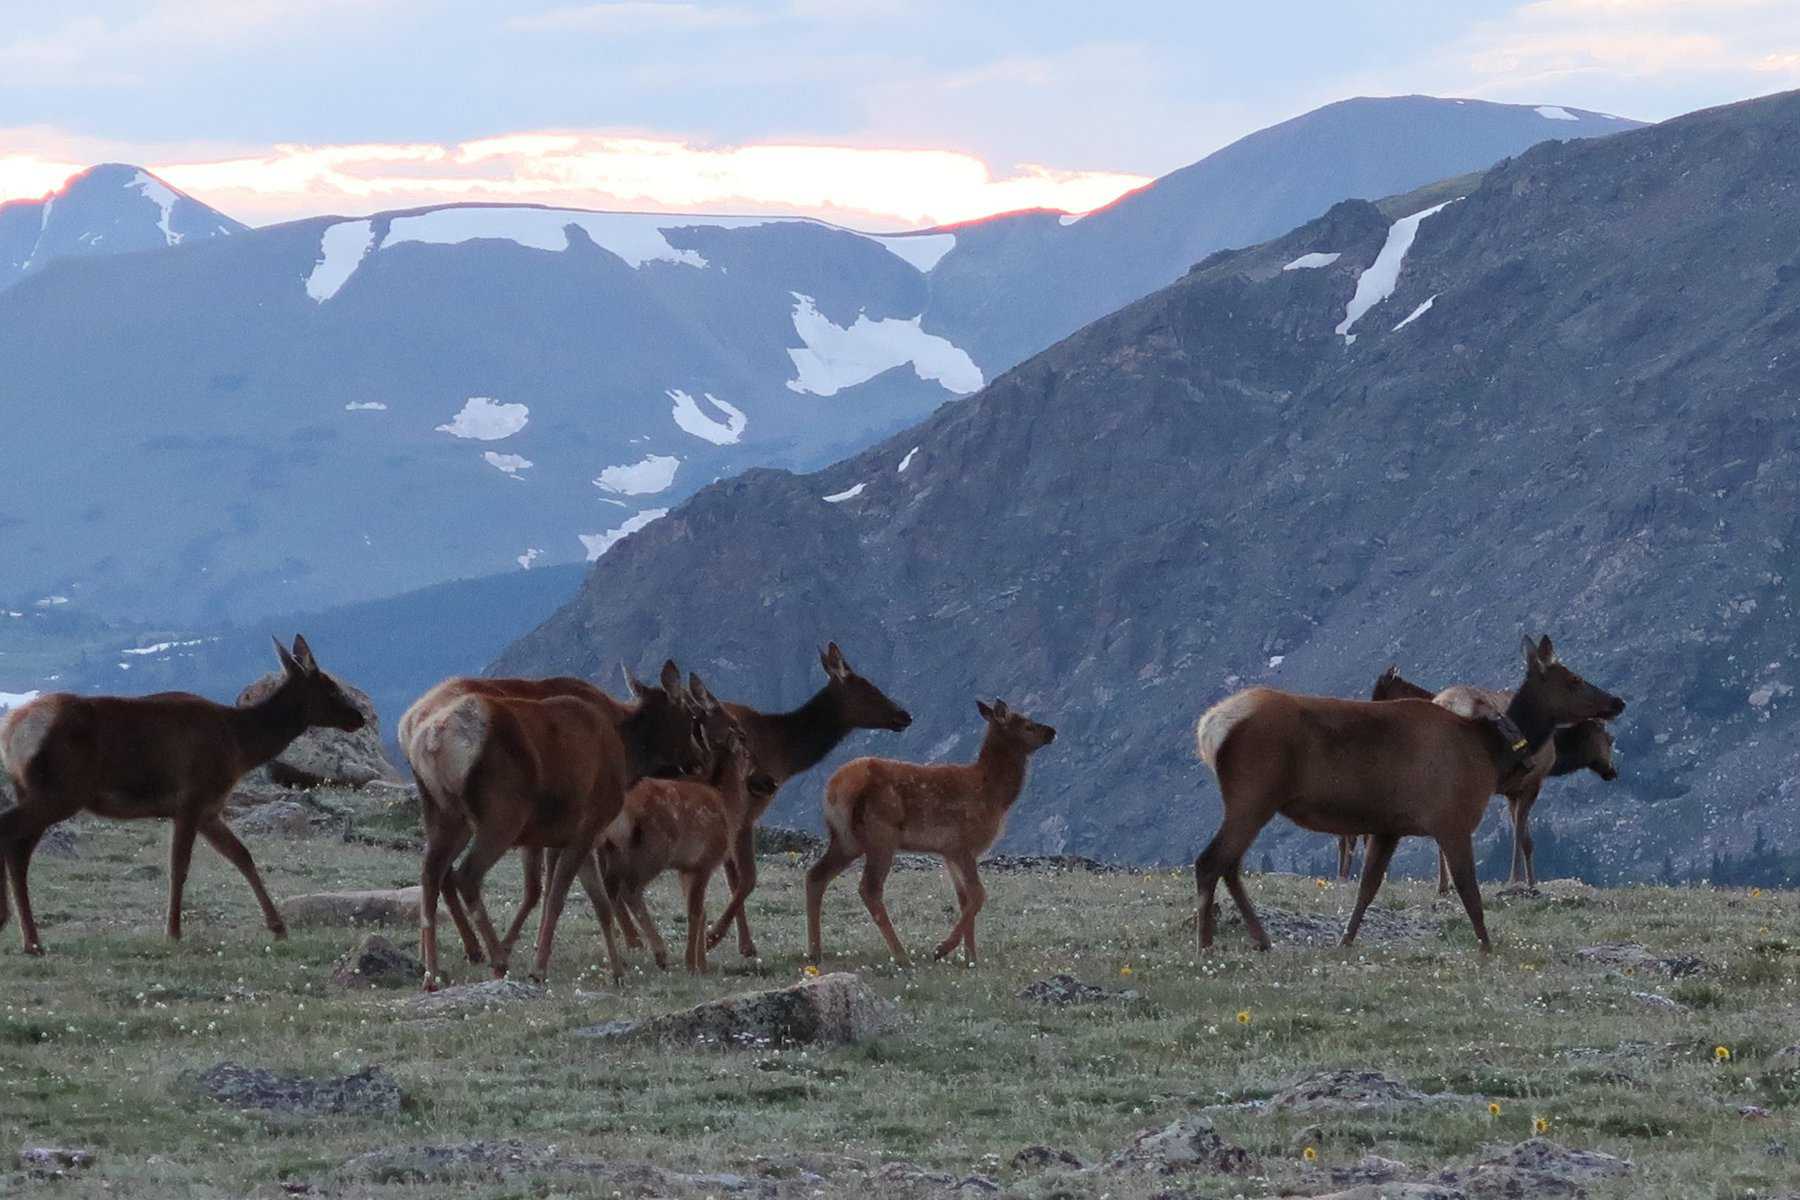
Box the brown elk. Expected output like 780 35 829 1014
704 643 912 959
402 661 705 987
594 684 761 973
806 699 1055 966
1344 667 1620 889
0 636 365 954
1194 636 1623 953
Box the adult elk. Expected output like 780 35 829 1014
402 662 704 987
1194 636 1623 954
806 699 1055 966
706 643 912 959
0 636 365 954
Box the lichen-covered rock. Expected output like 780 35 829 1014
331 934 423 989
1017 973 1137 1006
187 1061 404 1116
339 1140 765 1193
1267 1069 1447 1114
400 979 544 1018
1103 1115 1255 1176
1433 1138 1630 1198
281 887 421 928
238 671 395 787
1290 1185 1467 1200
232 800 316 837
18 1146 96 1179
1575 942 1706 978
1011 1145 1085 1171
574 972 895 1047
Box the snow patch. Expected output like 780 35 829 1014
438 396 528 440
307 220 377 302
386 207 712 269
864 232 956 272
0 690 40 711
344 400 387 411
897 446 919 473
1057 212 1085 226
1335 200 1458 339
483 451 533 476
130 171 181 245
823 483 866 503
785 293 982 397
517 547 542 570
34 596 68 608
1283 252 1341 271
595 453 680 495
1393 294 1438 331
122 638 205 657
669 390 747 445
1536 105 1578 121
580 508 668 560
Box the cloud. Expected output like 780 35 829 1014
508 2 766 33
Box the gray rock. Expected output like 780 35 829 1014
1329 1154 1414 1187
1102 1115 1255 1176
339 1140 769 1193
574 971 896 1047
232 801 315 837
1267 1069 1446 1114
18 1146 95 1178
281 887 420 928
1010 1145 1085 1171
1300 1186 1467 1200
1575 942 1707 978
400 978 544 1017
1433 1138 1630 1198
238 671 395 788
330 934 423 990
1017 973 1137 1006
187 1061 404 1116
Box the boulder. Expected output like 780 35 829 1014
187 1061 404 1117
1433 1137 1630 1197
281 887 420 929
18 1146 96 1179
1289 1186 1466 1200
1267 1069 1447 1114
400 979 544 1018
237 670 395 787
330 934 423 989
232 800 315 837
1102 1115 1255 1176
1575 942 1706 978
339 1141 765 1193
574 971 896 1047
1010 1145 1085 1171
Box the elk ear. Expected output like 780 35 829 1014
821 642 850 681
1521 634 1543 672
291 634 318 673
992 699 1011 720
976 699 995 721
273 635 301 677
688 673 717 710
1536 634 1557 664
623 662 648 698
659 659 683 697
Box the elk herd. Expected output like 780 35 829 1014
0 631 1625 986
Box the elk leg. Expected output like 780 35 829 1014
1511 782 1542 888
576 851 626 983
197 816 286 938
626 887 670 970
858 843 910 966
453 817 529 976
805 833 859 963
1340 834 1399 946
608 871 645 949
527 827 597 984
166 811 201 940
418 781 484 963
1440 835 1492 951
418 807 472 988
1222 862 1270 951
707 826 758 956
1336 836 1354 881
704 856 758 956
681 870 710 974
1194 811 1268 952
498 847 545 960
0 806 52 955
934 853 985 964
1437 848 1452 896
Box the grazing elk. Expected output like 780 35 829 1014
402 661 705 987
0 636 365 954
1354 667 1620 890
806 699 1056 966
1194 636 1623 954
595 684 762 973
705 643 912 959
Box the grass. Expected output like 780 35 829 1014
2 801 1797 1198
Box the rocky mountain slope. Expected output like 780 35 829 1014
0 98 1633 625
496 89 1800 880
0 163 243 290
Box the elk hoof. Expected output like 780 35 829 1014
23 942 45 957
527 971 549 985
738 940 758 959
268 922 288 940
490 963 510 980
932 942 957 961
421 976 441 994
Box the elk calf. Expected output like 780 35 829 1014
806 699 1055 966
1194 636 1623 954
0 636 365 954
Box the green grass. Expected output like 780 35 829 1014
2 809 1797 1198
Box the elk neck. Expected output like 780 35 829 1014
227 675 314 768
974 727 1032 807
763 685 858 778
1503 681 1561 758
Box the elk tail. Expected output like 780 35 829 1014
1195 691 1263 772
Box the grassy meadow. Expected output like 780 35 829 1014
1 789 1797 1198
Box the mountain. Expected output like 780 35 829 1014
495 89 1800 882
0 98 1635 625
0 163 244 290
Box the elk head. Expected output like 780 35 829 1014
623 659 710 779
820 642 912 732
273 635 366 732
1520 635 1626 724
976 698 1057 752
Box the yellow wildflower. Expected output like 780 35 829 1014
1315 878 1329 890
1302 1146 1318 1162
1236 1009 1252 1025
1488 1102 1502 1117
1751 887 1762 898
1715 1045 1732 1062
1120 965 1134 978
1534 1116 1550 1135
802 965 820 978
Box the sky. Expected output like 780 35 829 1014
0 0 1793 230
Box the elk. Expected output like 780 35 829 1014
704 643 912 959
0 636 365 954
806 699 1056 966
594 681 762 973
401 661 705 987
1348 667 1620 889
1194 636 1623 954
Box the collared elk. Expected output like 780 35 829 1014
402 661 705 987
1194 636 1624 953
705 643 912 959
806 699 1055 966
1347 667 1620 889
0 636 365 954
594 679 763 973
